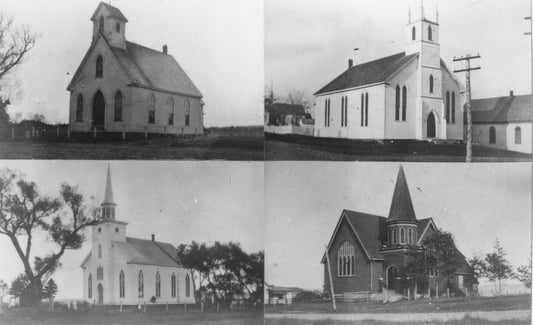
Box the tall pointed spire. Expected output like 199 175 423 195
388 166 417 222
436 4 439 23
408 5 411 24
420 0 425 20
102 164 116 206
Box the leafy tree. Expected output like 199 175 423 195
0 169 102 306
515 261 531 289
0 95 10 128
468 254 486 283
483 239 513 295
9 273 29 298
42 279 57 301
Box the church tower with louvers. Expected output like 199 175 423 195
80 166 194 305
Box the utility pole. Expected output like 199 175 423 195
324 245 336 311
525 0 532 154
453 54 481 163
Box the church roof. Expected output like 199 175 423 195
388 166 417 222
471 94 531 124
113 237 182 267
314 52 418 95
91 2 128 22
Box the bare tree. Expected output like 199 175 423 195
285 89 310 110
0 169 102 306
0 14 38 81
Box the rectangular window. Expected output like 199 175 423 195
149 111 155 124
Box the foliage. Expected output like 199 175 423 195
42 278 57 300
9 273 29 298
514 263 531 289
0 95 10 128
422 230 461 280
483 240 514 295
293 290 322 303
0 168 102 306
177 241 264 307
468 254 485 283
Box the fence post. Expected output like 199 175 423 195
144 127 148 139
31 127 35 137
143 302 146 313
11 128 14 139
122 127 126 140
184 302 187 313
181 128 184 136
120 302 123 313
217 302 220 313
93 127 97 139
166 302 168 312
447 288 450 299
67 126 71 139
164 126 167 135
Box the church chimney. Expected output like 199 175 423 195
151 234 155 242
348 59 353 69
163 45 168 54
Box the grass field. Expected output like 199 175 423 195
0 307 263 325
265 133 532 162
265 316 531 325
0 129 264 160
265 295 531 314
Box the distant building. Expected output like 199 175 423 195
264 283 303 305
265 103 307 127
314 5 464 141
80 167 194 305
470 92 531 154
322 166 474 298
68 2 204 135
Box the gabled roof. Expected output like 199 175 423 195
321 210 387 263
471 94 531 124
67 34 203 98
266 103 306 115
388 166 417 222
314 52 418 95
91 2 128 22
113 237 182 267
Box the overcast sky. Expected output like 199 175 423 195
266 0 531 106
265 162 531 291
1 0 263 126
0 161 264 299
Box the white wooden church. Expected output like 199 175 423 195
314 4 465 141
68 2 204 135
80 166 195 305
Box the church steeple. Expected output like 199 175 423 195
388 165 417 222
101 164 116 220
90 2 128 49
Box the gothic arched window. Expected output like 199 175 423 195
402 86 407 121
337 241 355 276
393 228 398 244
96 55 103 78
365 93 369 126
76 94 84 122
408 228 413 244
167 97 174 125
88 274 93 299
138 271 144 297
400 228 405 244
446 91 450 123
171 273 176 297
515 127 522 144
412 26 416 40
395 85 400 121
98 244 102 258
114 91 123 121
489 126 496 144
155 271 161 297
451 92 456 124
99 16 104 32
185 274 191 297
428 26 433 41
97 266 103 280
429 75 434 93
148 94 156 124
119 270 125 298
184 98 191 126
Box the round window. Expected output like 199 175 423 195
115 227 119 233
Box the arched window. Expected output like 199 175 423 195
184 99 191 126
445 91 450 123
515 127 522 144
324 99 330 127
361 94 364 127
99 16 104 31
429 75 434 93
76 95 84 122
155 271 161 297
337 241 355 276
148 94 156 124
451 92 456 124
400 228 405 244
344 97 348 126
489 126 496 144
428 26 433 41
119 270 125 298
412 26 416 40
114 91 123 121
395 86 400 121
97 266 103 280
138 271 144 297
96 55 103 78
392 228 398 244
171 273 176 297
98 244 102 258
88 274 93 299
185 274 191 298
115 22 120 33
365 93 369 126
408 228 413 244
402 86 407 121
167 97 174 125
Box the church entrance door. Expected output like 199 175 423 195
97 284 103 304
427 112 436 138
92 90 105 130
387 266 399 292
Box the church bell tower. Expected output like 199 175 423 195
90 2 128 49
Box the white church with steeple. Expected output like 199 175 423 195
80 166 195 305
314 1 465 141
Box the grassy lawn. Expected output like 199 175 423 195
0 307 263 325
265 295 531 314
265 133 532 162
0 132 264 160
265 316 531 325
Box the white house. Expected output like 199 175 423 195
68 2 204 135
471 92 531 154
80 167 195 305
314 5 464 141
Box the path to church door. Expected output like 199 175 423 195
92 90 105 130
97 284 103 304
427 112 436 138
